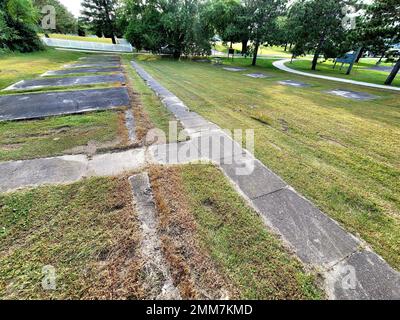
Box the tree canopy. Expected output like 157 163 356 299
80 0 119 44
0 0 43 52
33 0 78 34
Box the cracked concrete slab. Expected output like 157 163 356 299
245 73 271 79
64 62 120 69
223 67 247 72
252 188 361 266
326 89 378 101
87 149 145 177
0 87 130 121
278 80 311 87
0 149 147 193
42 67 122 76
129 173 181 300
325 250 400 300
220 158 286 199
0 155 88 193
148 141 204 165
4 74 126 91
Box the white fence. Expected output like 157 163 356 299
41 37 133 53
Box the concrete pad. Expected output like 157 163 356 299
326 89 378 101
42 67 122 76
195 131 246 162
4 74 126 91
245 73 271 79
325 250 400 300
221 158 287 198
252 188 360 266
148 141 203 165
223 67 247 72
87 149 145 176
64 62 120 69
0 155 88 193
278 80 311 87
0 87 130 121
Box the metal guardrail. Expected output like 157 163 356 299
41 37 133 53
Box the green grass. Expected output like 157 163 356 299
214 42 292 58
289 59 400 88
0 111 123 161
44 34 113 44
0 49 91 90
0 176 141 299
134 56 400 270
180 164 323 300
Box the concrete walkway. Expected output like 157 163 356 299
273 59 400 92
130 60 400 300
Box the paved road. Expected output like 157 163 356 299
273 59 400 92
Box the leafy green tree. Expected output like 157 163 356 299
0 0 43 52
242 0 287 66
123 0 213 58
80 0 119 44
362 0 399 85
288 0 354 70
33 0 77 34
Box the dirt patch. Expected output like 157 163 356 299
82 176 145 300
278 118 289 133
319 134 347 148
0 143 23 151
149 166 238 300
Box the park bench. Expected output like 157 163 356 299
333 52 357 70
333 48 362 75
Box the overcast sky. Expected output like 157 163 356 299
59 0 81 17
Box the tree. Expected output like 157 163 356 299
288 0 353 71
80 0 118 44
204 0 252 55
362 0 400 85
242 0 287 66
123 0 214 58
33 0 77 34
0 0 43 52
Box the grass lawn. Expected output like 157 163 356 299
43 34 113 44
0 111 128 161
0 176 143 299
0 49 90 90
214 42 292 58
289 59 400 88
134 56 400 271
150 164 323 300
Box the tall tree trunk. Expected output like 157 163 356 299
252 41 260 66
355 47 364 63
173 50 181 59
102 0 116 44
377 51 385 65
241 39 248 55
289 43 292 50
111 34 117 44
284 42 288 51
311 49 321 71
312 37 325 71
385 59 400 85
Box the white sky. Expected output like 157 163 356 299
58 0 82 17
